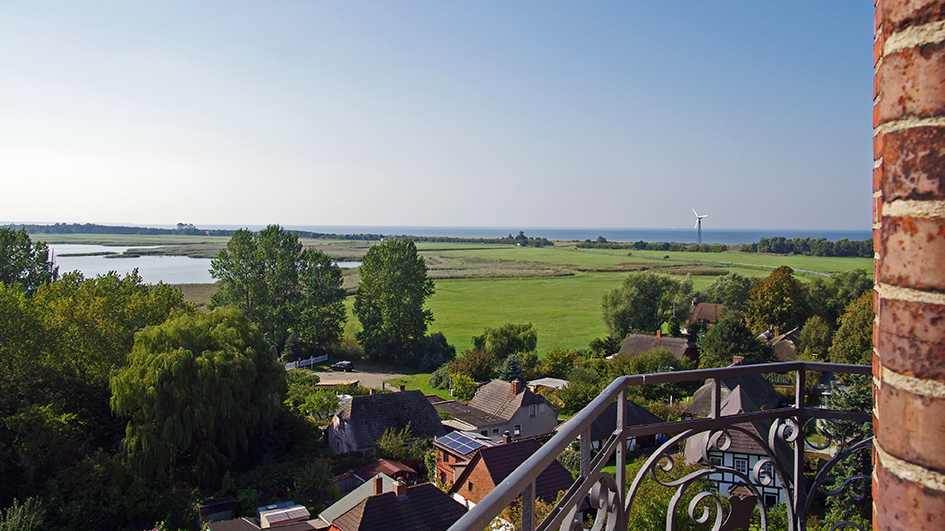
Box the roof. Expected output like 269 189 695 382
319 473 398 526
260 506 310 528
528 378 569 390
353 459 416 481
208 518 324 531
331 483 467 531
467 380 551 421
431 399 505 428
684 371 782 418
335 390 446 451
617 334 696 361
768 327 800 362
434 431 493 457
685 303 724 327
558 399 664 442
450 439 574 503
684 386 793 466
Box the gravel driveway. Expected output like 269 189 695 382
308 363 413 390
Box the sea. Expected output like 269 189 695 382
46 227 871 285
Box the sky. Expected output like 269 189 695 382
1 1 875 231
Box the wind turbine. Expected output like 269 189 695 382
693 209 708 244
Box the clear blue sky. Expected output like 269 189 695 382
1 1 874 230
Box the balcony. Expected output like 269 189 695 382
447 361 873 531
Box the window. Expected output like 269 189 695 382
710 456 722 467
468 481 473 491
734 458 748 475
514 425 522 436
444 453 450 463
440 472 447 484
761 462 775 483
764 494 778 507
492 428 499 435
481 430 488 436
529 404 537 417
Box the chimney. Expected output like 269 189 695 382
503 431 512 444
399 384 406 392
509 380 522 396
374 475 384 495
732 355 744 366
656 330 662 338
369 388 376 395
394 482 407 500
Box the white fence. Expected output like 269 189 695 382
284 354 328 370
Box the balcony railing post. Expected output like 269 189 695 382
521 480 535 531
616 388 627 495
710 378 720 419
794 366 807 530
580 427 590 479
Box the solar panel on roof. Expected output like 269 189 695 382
437 431 486 455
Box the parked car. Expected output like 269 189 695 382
331 361 354 372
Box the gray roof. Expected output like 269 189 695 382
432 399 505 428
319 473 398 526
335 390 446 451
331 483 467 531
684 372 782 418
558 399 664 442
468 380 551 421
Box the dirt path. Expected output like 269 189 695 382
308 363 412 390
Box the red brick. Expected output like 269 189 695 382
874 227 884 253
876 0 885 34
877 43 945 123
877 297 945 381
877 216 945 290
875 194 884 225
874 102 883 128
874 164 885 193
878 380 945 472
881 127 945 201
875 460 945 530
875 68 883 99
875 130 886 158
882 0 945 34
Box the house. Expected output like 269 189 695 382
767 327 801 362
352 459 417 483
527 377 568 392
328 482 467 531
684 302 724 330
327 390 446 456
448 439 574 510
556 398 666 452
683 385 792 507
683 369 782 419
616 333 699 365
433 431 496 486
198 497 239 526
432 380 558 442
318 473 398 527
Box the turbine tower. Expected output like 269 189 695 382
693 209 709 244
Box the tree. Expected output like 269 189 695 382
807 269 872 330
497 355 526 383
609 347 697 401
699 315 774 369
704 271 753 315
411 332 456 372
447 349 498 382
828 290 874 366
301 389 340 420
0 497 45 531
472 322 537 359
798 315 832 359
354 238 435 363
540 348 579 380
0 228 57 297
602 272 692 337
110 308 285 483
556 366 602 415
210 225 346 350
451 374 478 401
747 266 809 334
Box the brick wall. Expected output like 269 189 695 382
873 1 945 529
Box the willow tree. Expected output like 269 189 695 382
110 308 285 483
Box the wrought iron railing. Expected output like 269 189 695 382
447 361 872 531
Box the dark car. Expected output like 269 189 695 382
331 361 354 372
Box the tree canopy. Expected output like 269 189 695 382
698 315 774 369
110 308 285 483
703 271 753 315
472 322 537 359
353 238 435 363
209 225 346 350
602 272 692 337
0 228 57 297
807 269 872 329
747 266 810 334
828 290 874 366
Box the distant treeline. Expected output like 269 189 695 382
739 236 872 257
12 223 554 247
577 235 872 257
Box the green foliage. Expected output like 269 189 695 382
0 228 57 297
588 335 623 357
0 497 44 531
451 374 478 401
747 266 810 334
704 271 754 314
472 322 538 359
284 370 322 412
429 365 451 389
608 348 698 401
540 348 580 380
699 315 774 369
798 315 832 359
110 308 285 484
556 366 602 415
375 424 413 461
293 459 333 495
210 225 346 350
354 238 435 363
497 355 526 383
662 315 682 337
602 272 692 337
411 332 457 372
822 374 873 522
447 349 497 382
624 454 709 531
828 290 874 366
807 269 872 329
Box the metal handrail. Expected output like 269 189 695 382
447 361 872 531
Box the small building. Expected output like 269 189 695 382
433 431 496 486
767 327 801 362
327 390 446 456
684 302 724 331
683 369 782 419
617 333 699 365
353 459 417 483
527 377 569 392
318 473 398 527
198 497 239 527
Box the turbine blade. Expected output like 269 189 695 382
694 220 699 229
693 208 698 217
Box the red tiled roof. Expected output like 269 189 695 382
450 439 574 503
331 483 467 531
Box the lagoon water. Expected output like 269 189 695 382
50 245 215 284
